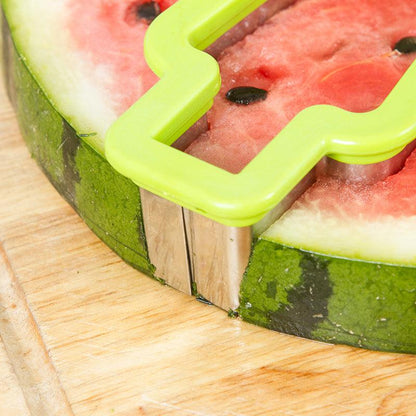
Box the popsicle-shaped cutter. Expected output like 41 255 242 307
105 0 416 310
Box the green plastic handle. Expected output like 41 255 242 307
105 0 416 227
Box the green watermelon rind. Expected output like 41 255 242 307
239 239 416 354
1 12 155 277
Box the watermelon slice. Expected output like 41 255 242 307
1 0 415 354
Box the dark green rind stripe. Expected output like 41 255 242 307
61 120 81 206
239 239 416 354
2 12 154 276
269 251 332 339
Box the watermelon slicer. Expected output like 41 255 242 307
106 0 416 226
105 0 416 310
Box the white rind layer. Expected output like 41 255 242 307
263 207 416 265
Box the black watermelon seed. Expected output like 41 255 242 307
136 1 160 23
394 36 416 54
226 86 268 105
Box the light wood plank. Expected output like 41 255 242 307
0 337 31 416
0 244 74 416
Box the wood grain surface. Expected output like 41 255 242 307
0 337 31 416
0 74 415 416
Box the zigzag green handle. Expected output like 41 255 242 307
105 0 416 227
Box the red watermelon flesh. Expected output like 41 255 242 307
66 0 290 119
303 149 416 218
68 0 177 114
185 0 416 174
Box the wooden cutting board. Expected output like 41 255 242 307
0 76 415 416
